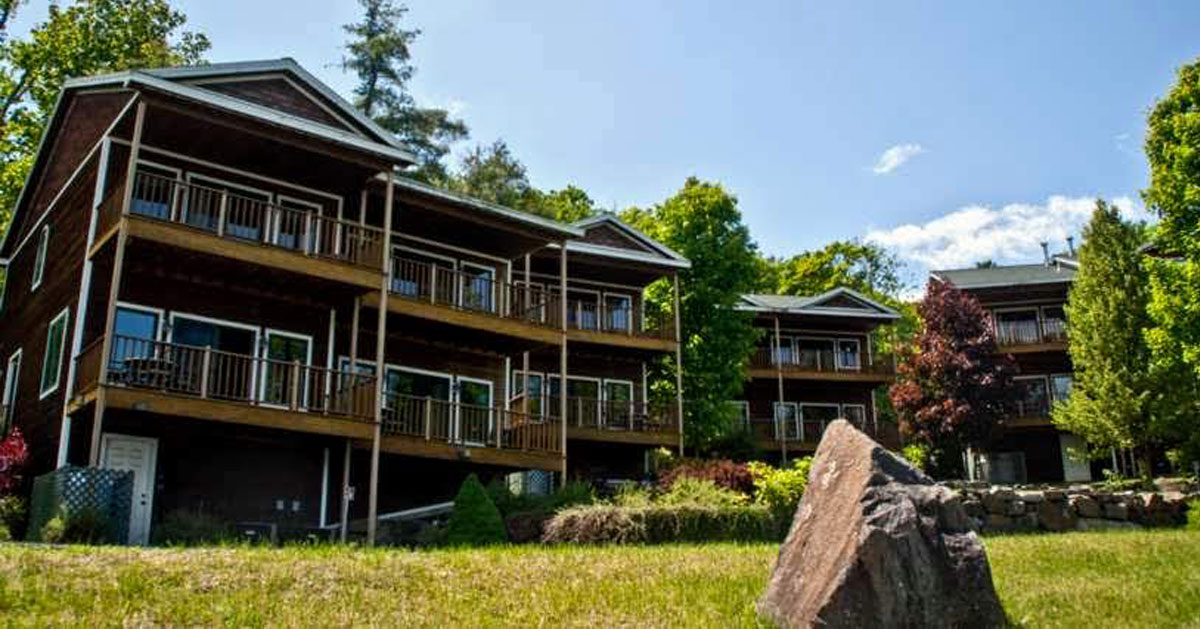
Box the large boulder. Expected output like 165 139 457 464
758 421 1006 628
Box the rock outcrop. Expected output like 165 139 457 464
758 420 1005 629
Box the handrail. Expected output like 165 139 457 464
381 392 561 453
565 299 675 340
124 171 385 269
995 317 1068 346
390 256 563 329
543 395 679 433
746 410 872 443
88 335 376 421
749 346 894 375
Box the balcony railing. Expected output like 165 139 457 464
390 256 562 329
746 412 871 444
565 300 675 341
749 347 895 376
75 335 376 422
995 318 1068 347
110 172 386 269
541 396 680 434
382 393 560 454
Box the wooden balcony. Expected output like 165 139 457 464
71 335 377 440
746 347 896 382
380 393 562 471
995 319 1068 353
378 256 564 345
565 300 677 352
540 395 679 446
747 414 877 452
92 172 386 289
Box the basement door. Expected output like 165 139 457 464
100 434 158 546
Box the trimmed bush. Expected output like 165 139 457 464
0 495 27 540
658 459 754 495
542 504 774 544
658 477 748 507
445 474 507 546
41 507 111 544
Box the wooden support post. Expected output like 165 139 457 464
199 347 212 398
339 438 351 542
90 101 145 467
559 241 569 485
367 172 394 546
673 273 685 456
775 315 787 464
522 253 531 419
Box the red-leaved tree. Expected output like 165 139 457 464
889 280 1019 477
0 427 29 495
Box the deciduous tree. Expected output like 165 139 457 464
889 279 1018 478
622 178 761 452
0 0 208 237
1054 201 1194 474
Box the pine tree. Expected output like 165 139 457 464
342 0 468 183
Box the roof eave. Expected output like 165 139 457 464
389 176 584 240
564 241 692 269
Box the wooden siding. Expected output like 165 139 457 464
201 78 354 132
0 160 98 475
579 223 656 254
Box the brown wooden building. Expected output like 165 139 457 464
732 289 902 462
0 59 686 545
931 253 1092 483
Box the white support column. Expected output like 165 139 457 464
672 273 684 456
340 438 352 542
325 307 336 403
559 242 569 485
522 253 531 418
58 137 111 468
774 314 787 465
367 173 393 546
319 447 330 528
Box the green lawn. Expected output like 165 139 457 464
0 530 1196 627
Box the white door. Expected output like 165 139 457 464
100 434 158 546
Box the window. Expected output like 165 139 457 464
994 309 1039 345
1050 374 1073 403
773 402 799 441
274 196 322 251
800 404 840 441
511 370 545 420
391 249 455 301
774 336 798 366
184 175 271 238
603 293 633 333
109 305 162 377
841 404 867 428
837 340 861 370
459 263 495 313
603 380 634 427
39 308 69 398
170 314 258 400
131 164 181 220
2 350 20 436
31 225 49 291
1015 376 1050 417
260 331 312 408
568 290 600 330
549 375 601 426
797 338 834 370
1042 305 1067 342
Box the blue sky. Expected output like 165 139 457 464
15 2 1200 286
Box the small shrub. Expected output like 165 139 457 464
658 459 754 495
504 511 551 544
445 474 507 546
749 457 812 534
153 509 232 546
40 516 65 544
0 495 27 540
611 484 654 508
0 523 10 541
542 504 774 544
1186 499 1200 532
488 479 594 518
900 443 930 472
657 477 748 507
1100 470 1153 492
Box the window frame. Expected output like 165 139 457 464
31 225 50 292
38 307 70 399
3 348 21 433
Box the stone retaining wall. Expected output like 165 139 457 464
951 485 1197 533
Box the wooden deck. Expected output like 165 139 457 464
745 367 895 383
369 292 564 345
375 434 562 471
566 329 676 352
566 426 678 446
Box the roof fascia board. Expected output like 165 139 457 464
564 240 691 269
387 175 583 240
142 59 403 149
67 71 416 165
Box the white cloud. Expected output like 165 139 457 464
866 195 1152 275
872 143 925 175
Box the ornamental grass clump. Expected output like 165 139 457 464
445 474 507 546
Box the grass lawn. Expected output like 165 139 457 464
0 530 1196 627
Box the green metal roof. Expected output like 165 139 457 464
931 258 1076 289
